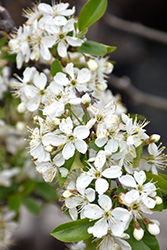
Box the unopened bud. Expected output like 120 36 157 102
104 62 114 74
16 121 25 131
87 59 98 71
33 116 39 122
155 196 163 205
62 190 72 198
52 118 60 126
150 134 161 143
133 227 144 241
147 221 160 235
17 102 27 113
81 93 91 105
45 145 54 153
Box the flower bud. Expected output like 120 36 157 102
17 102 27 113
147 221 160 235
81 93 91 105
52 118 60 126
45 145 54 153
150 134 161 143
104 62 114 74
87 59 98 71
16 121 25 131
155 196 163 205
133 227 144 241
62 190 72 198
33 116 39 121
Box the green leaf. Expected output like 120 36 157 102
77 27 88 38
22 197 41 215
78 41 107 57
51 218 94 242
158 172 167 182
51 59 62 77
0 36 7 49
21 180 36 196
163 196 167 209
35 182 58 201
146 172 167 195
117 185 124 195
86 237 98 250
70 152 84 171
78 0 107 31
125 219 160 250
8 194 21 213
133 143 143 168
89 141 102 152
105 46 117 54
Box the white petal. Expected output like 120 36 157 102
53 153 65 167
77 68 91 83
27 96 40 111
34 72 47 90
76 172 93 190
88 219 108 238
84 204 103 220
95 178 109 195
102 165 122 179
57 41 67 57
143 197 156 209
105 139 118 153
66 36 83 47
54 16 68 26
75 139 87 154
95 137 108 147
74 125 89 139
42 36 56 48
54 72 69 86
85 188 95 202
65 62 74 79
125 189 139 204
119 174 137 188
148 143 158 156
62 142 75 159
98 194 112 211
134 170 146 185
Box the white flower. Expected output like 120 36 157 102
76 161 122 195
145 142 167 175
54 62 91 92
119 170 156 209
84 194 131 238
42 19 83 57
65 187 95 220
87 101 117 138
42 117 89 160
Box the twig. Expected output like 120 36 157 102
108 74 167 111
103 12 167 45
0 6 15 34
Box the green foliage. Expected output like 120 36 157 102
51 218 94 242
78 0 107 31
35 182 58 201
146 172 167 195
78 40 116 57
51 59 63 76
133 143 144 168
22 197 41 215
8 194 21 213
85 237 98 250
125 219 160 250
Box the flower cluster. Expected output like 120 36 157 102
8 1 167 250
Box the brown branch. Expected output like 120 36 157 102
103 12 167 45
0 6 15 34
108 74 167 111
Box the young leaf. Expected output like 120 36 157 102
133 143 143 168
86 237 99 250
35 182 58 201
146 172 167 195
22 197 41 215
78 41 107 57
51 59 63 76
51 218 94 242
70 152 84 171
105 45 117 54
125 219 160 250
89 141 102 152
8 194 21 213
78 0 107 31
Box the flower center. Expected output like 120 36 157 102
96 115 103 123
59 33 65 40
67 134 75 142
71 79 77 87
